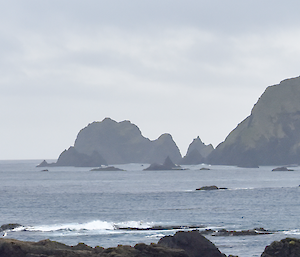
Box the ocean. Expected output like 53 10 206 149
1 160 300 256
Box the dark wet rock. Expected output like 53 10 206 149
0 238 104 257
0 224 22 232
261 237 300 257
158 230 225 257
0 235 221 257
116 225 204 231
272 166 294 171
212 228 271 236
208 76 300 167
200 167 211 170
196 185 219 191
100 243 188 257
144 156 183 171
90 166 125 171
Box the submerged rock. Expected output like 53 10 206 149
90 166 125 171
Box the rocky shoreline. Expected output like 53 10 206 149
1 229 299 257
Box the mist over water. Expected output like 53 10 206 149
1 160 300 257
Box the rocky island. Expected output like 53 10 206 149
39 118 182 167
38 76 300 168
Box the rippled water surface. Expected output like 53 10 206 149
1 160 300 256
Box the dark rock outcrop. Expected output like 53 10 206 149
212 228 271 236
144 156 183 170
0 239 104 257
40 118 182 167
272 166 294 171
0 238 189 257
261 237 300 257
200 167 211 170
0 224 22 232
196 185 219 191
181 137 213 165
0 231 227 257
208 76 300 167
158 230 225 257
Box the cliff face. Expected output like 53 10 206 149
208 76 300 166
50 118 182 166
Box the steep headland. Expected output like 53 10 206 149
40 118 182 166
208 76 300 166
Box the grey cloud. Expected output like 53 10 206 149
1 0 300 158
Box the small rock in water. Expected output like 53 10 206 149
196 186 219 191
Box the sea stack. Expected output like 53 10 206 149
181 136 213 165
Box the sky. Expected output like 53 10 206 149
1 0 300 160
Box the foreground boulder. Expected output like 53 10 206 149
261 237 300 257
0 239 103 257
158 230 225 257
0 230 225 257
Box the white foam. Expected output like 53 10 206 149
19 220 155 234
115 221 154 229
22 220 115 232
146 233 165 238
283 229 300 235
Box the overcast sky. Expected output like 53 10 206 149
1 1 300 160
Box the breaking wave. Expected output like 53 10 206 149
9 220 204 234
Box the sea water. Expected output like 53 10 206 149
1 160 300 257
